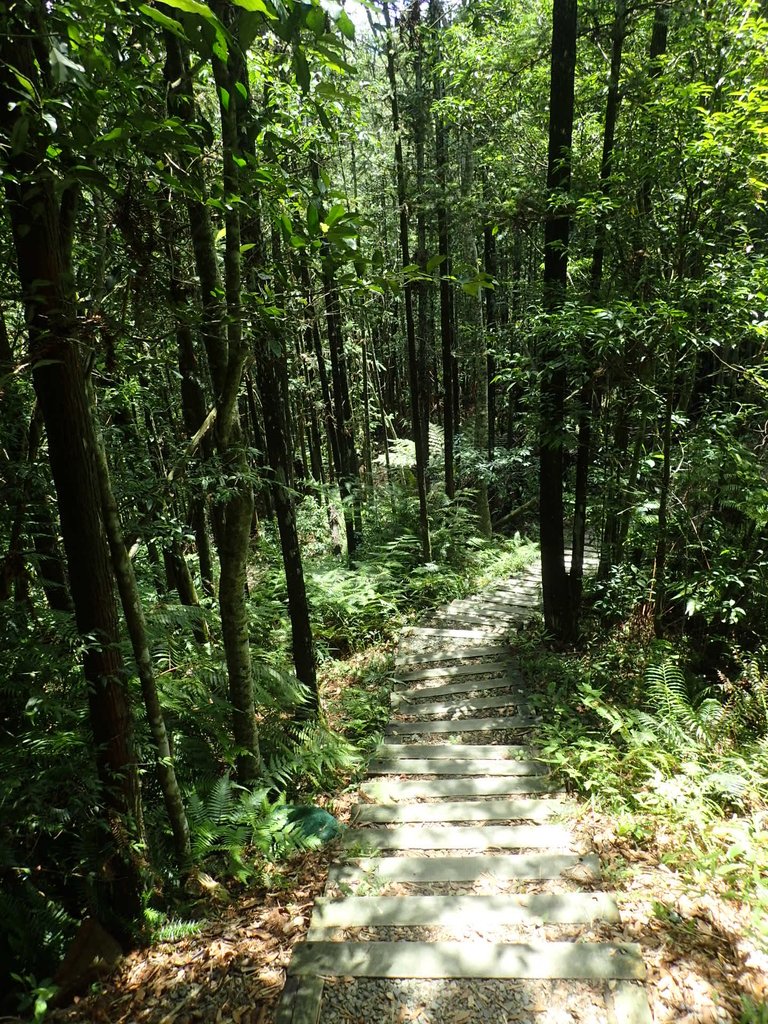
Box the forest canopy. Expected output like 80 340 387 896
1 0 767 1015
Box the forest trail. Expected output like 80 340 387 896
276 554 653 1024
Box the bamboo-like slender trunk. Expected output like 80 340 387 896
384 1 431 562
88 379 192 867
571 0 626 611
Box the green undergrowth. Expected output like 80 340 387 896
285 489 538 657
516 614 768 948
0 489 536 1015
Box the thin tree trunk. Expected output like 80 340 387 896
88 379 192 868
653 383 673 635
413 7 431 492
571 0 626 611
434 59 456 498
208 17 261 784
253 343 319 711
483 179 498 459
313 189 362 557
384 0 431 562
362 336 375 494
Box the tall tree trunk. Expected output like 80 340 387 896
653 380 673 636
297 257 343 487
311 166 363 558
571 0 626 610
88 380 192 868
1 9 143 937
413 5 431 492
165 209 217 599
209 20 261 784
164 27 261 783
432 28 456 498
362 336 375 494
253 342 319 712
484 212 498 459
471 222 493 540
539 0 577 642
384 1 431 562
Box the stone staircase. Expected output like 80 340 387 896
276 554 652 1024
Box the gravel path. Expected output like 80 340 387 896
319 977 614 1024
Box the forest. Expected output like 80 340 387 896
1 0 767 1019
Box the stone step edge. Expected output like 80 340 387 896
392 695 531 717
373 742 535 759
352 797 565 824
287 940 646 981
392 677 523 702
360 777 559 798
342 823 574 852
396 660 513 681
368 757 548 777
384 715 538 735
328 852 602 885
394 644 509 666
309 891 620 928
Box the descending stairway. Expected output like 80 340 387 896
276 554 651 1024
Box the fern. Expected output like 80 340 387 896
639 659 723 749
184 772 341 882
717 652 768 743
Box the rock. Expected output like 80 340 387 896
53 918 123 1003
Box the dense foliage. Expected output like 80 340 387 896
1 0 767 1015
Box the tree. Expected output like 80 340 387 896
539 0 578 641
0 0 143 937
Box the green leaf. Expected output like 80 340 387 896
49 45 84 74
294 46 310 93
336 9 355 39
326 203 346 225
426 253 446 273
92 125 127 147
232 0 275 15
306 202 320 234
155 0 230 58
138 4 189 39
12 71 36 98
153 0 217 18
306 5 326 35
238 10 264 48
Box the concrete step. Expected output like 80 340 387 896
368 757 546 777
374 743 533 760
353 797 565 824
433 613 521 629
288 940 645 980
384 715 536 736
402 626 505 641
395 644 509 666
393 677 522 703
394 693 529 718
344 823 574 852
396 660 512 682
310 891 620 929
361 776 558 800
329 852 601 886
446 602 519 619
